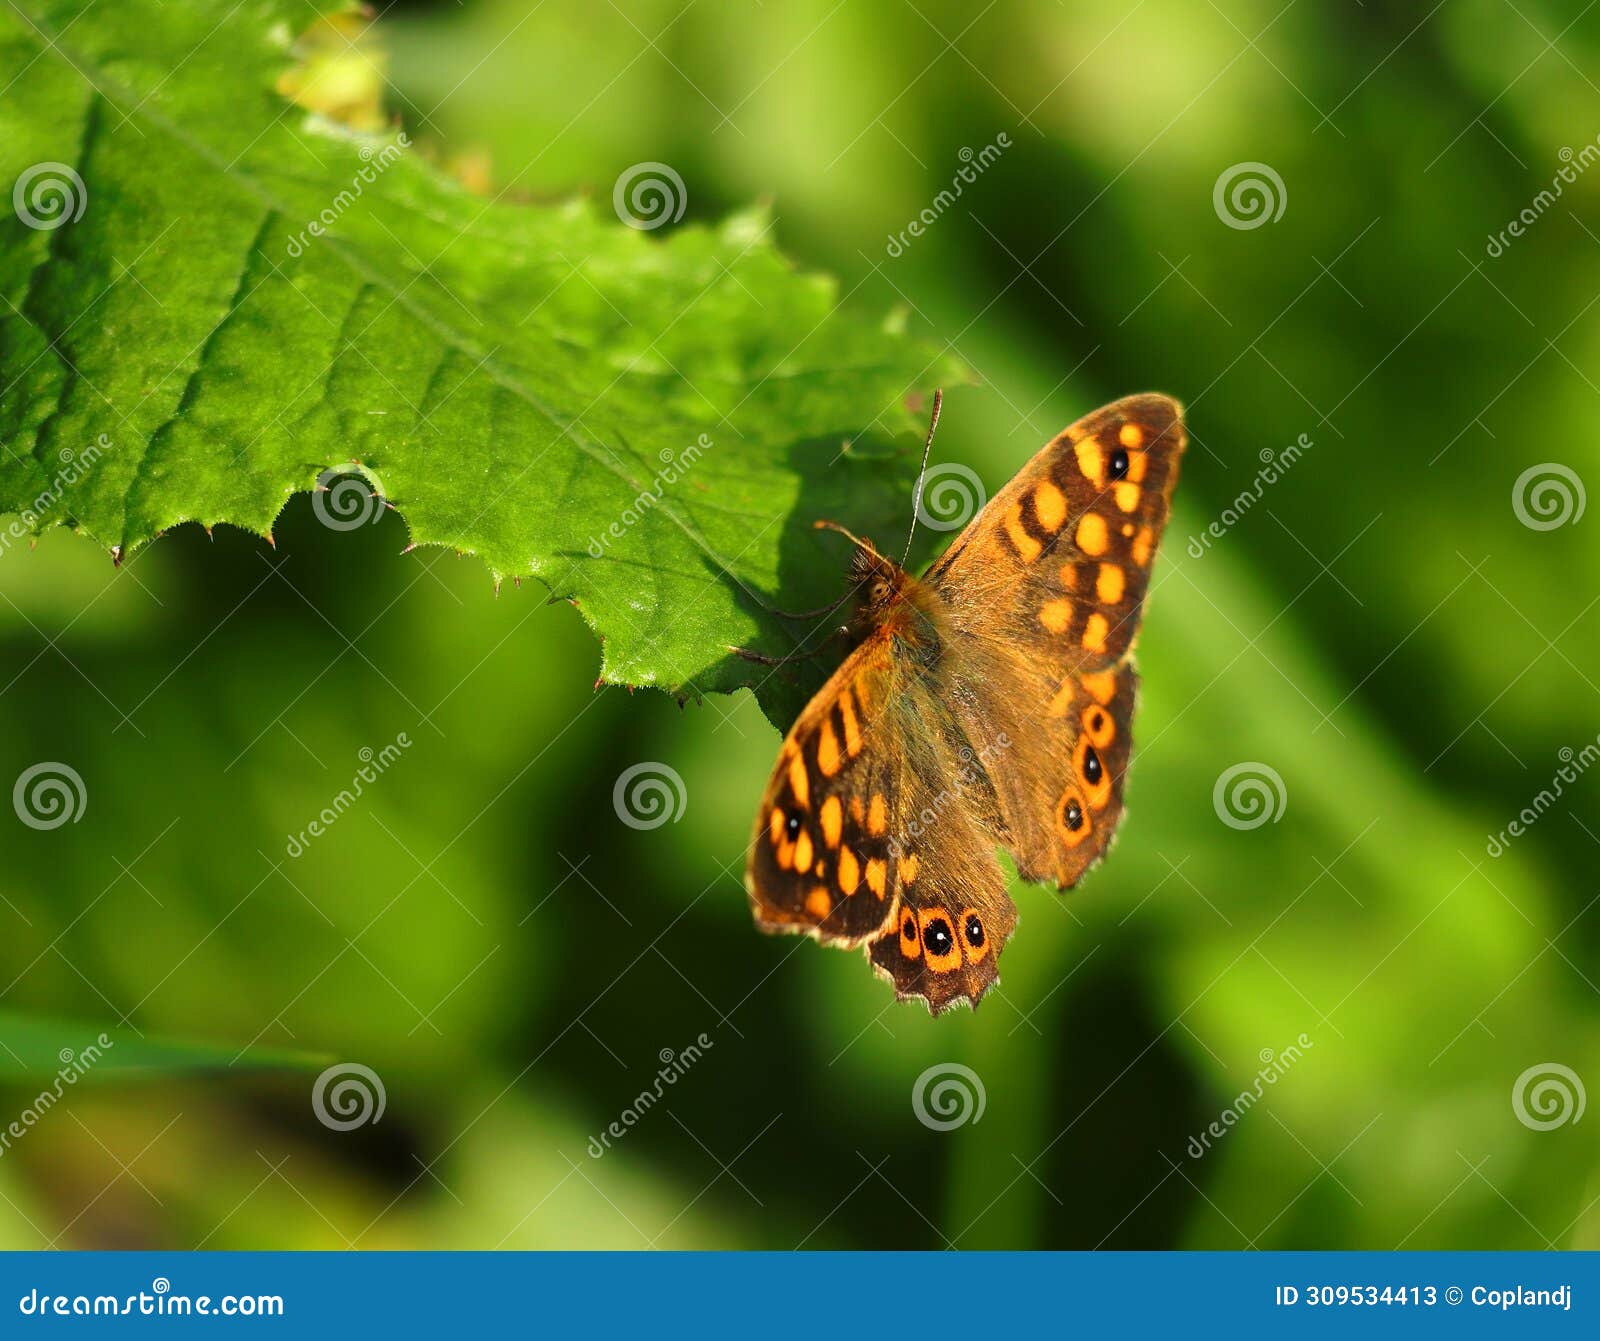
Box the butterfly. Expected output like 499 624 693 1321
744 393 1186 1013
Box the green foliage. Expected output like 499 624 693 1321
0 0 953 715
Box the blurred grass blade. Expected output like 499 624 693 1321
0 1010 325 1081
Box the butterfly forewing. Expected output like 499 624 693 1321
746 631 907 947
929 394 1185 889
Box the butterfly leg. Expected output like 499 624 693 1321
728 627 849 665
771 594 850 620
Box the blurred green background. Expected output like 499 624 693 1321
3 0 1598 1249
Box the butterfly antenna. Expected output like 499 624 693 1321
813 519 872 552
899 388 943 568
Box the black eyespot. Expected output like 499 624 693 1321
1090 711 1105 732
923 916 954 958
1109 448 1130 480
784 810 803 839
1083 746 1103 785
902 913 916 940
1064 799 1084 831
964 914 984 948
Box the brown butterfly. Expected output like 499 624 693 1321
744 393 1186 1013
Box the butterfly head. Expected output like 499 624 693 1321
847 541 912 617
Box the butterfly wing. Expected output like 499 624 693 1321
746 628 910 947
745 624 1018 1012
926 394 1186 889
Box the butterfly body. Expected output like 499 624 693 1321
746 395 1186 1014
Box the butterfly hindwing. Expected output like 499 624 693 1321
863 680 1019 1013
746 626 1020 1011
865 770 1018 1014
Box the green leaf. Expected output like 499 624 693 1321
0 0 955 722
0 1009 323 1081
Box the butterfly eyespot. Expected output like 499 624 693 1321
1082 745 1103 785
784 809 803 840
959 907 991 964
1109 448 1130 480
899 911 920 958
923 917 953 957
1056 787 1093 849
